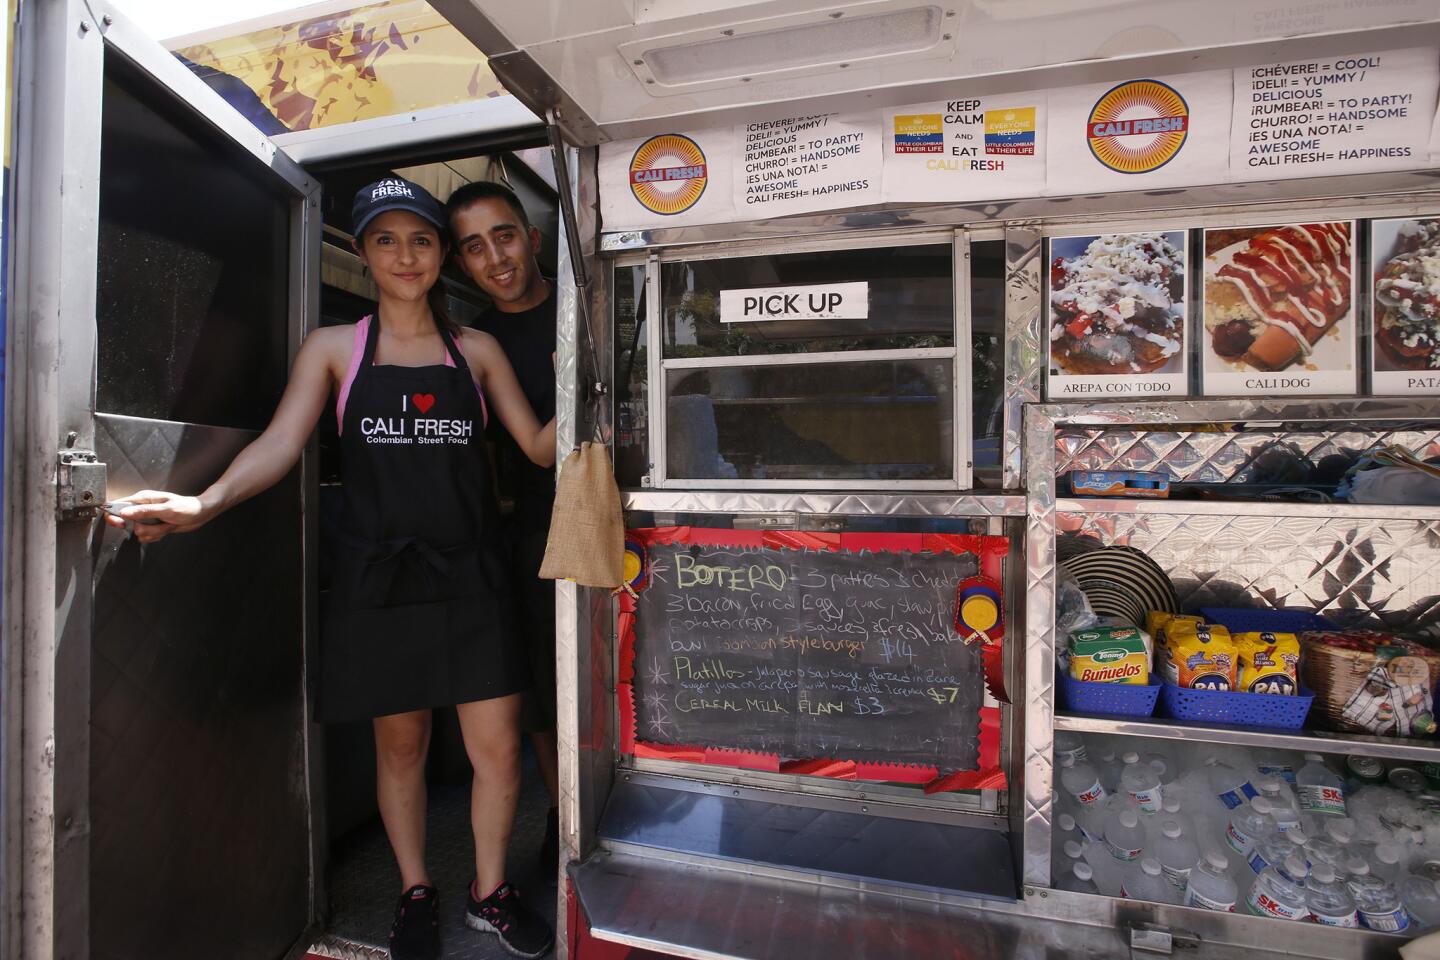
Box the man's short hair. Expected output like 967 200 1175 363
445 180 531 232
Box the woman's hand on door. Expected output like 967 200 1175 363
103 491 208 543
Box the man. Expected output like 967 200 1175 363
446 181 561 876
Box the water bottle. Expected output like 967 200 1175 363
1255 776 1301 832
1061 839 1086 871
1077 797 1109 844
1297 753 1347 817
1249 827 1308 877
1343 855 1370 890
1305 863 1360 927
1055 731 1088 767
1350 874 1411 933
1245 854 1310 921
1306 837 1346 876
1122 857 1178 904
1056 813 1080 846
1371 841 1405 884
1255 749 1297 787
1094 745 1122 793
1208 760 1258 810
1225 797 1276 858
1059 860 1100 895
1059 752 1107 807
1105 808 1146 862
1154 819 1199 889
1121 751 1164 813
1184 849 1238 912
1401 876 1440 930
1325 817 1358 850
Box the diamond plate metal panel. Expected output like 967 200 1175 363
91 414 309 959
1057 513 1440 632
1057 426 1440 483
1003 226 1043 490
1022 406 1058 888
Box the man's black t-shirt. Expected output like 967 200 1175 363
477 293 556 534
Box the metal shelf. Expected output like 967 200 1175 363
1055 497 1440 521
1054 713 1440 763
622 490 1027 517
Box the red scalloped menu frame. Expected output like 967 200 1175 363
618 526 1009 792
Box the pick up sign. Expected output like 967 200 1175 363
720 281 869 323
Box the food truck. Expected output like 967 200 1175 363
6 0 1440 958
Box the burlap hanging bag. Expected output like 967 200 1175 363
540 441 624 588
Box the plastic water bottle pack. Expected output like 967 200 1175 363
1050 733 1440 936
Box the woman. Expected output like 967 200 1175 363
109 178 555 960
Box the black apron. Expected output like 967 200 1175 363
318 318 530 722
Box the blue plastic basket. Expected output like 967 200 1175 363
1198 607 1337 635
1058 672 1161 718
1159 681 1315 729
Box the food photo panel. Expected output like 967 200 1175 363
1201 221 1357 397
1371 217 1440 395
1046 231 1189 399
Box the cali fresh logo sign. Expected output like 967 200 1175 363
1086 79 1190 174
361 393 473 446
629 134 708 215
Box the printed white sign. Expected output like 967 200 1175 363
598 129 736 232
1371 216 1440 395
881 96 1047 202
720 282 870 323
1231 48 1438 181
735 113 882 218
1044 70 1233 193
1200 221 1358 398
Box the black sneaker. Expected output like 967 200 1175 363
466 880 554 958
388 884 440 960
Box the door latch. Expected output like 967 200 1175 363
57 450 106 520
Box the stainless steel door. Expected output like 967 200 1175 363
6 2 320 957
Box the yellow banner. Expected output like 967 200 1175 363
172 0 509 132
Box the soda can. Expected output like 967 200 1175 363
1390 767 1427 794
1347 755 1386 785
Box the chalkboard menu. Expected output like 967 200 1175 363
629 538 986 772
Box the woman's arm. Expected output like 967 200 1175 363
111 327 344 542
465 329 556 468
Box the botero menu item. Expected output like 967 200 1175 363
1372 217 1440 394
1202 221 1357 397
1047 232 1188 398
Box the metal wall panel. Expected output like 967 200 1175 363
91 416 309 958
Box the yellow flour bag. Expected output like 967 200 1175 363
1234 631 1301 696
1161 621 1238 691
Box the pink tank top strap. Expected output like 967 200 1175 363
336 315 488 431
335 316 370 434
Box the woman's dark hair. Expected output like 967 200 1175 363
357 220 461 338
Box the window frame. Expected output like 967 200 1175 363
633 228 975 490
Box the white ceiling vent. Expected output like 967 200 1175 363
625 5 948 89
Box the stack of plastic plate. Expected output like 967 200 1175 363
1060 543 1179 628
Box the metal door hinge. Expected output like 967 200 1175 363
732 513 799 530
1126 922 1173 955
57 450 106 520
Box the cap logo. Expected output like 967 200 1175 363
372 179 415 201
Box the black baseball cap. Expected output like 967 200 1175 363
351 177 447 238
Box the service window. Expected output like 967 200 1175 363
649 241 965 488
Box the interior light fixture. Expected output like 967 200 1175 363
638 6 945 86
